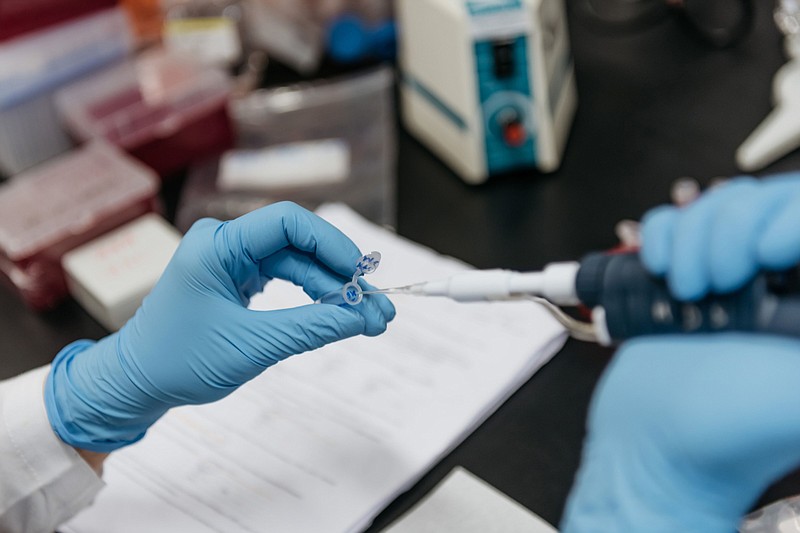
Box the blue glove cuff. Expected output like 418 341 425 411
45 340 150 453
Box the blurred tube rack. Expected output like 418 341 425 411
0 0 117 43
0 142 160 310
55 48 235 178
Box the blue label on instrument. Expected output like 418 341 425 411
401 74 468 131
466 0 523 16
474 36 536 174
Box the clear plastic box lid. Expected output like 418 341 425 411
0 8 133 110
56 49 232 149
0 142 159 261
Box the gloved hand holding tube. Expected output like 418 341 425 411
561 174 800 532
45 201 396 453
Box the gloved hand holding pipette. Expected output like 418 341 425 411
561 173 800 533
338 173 800 532
364 176 800 344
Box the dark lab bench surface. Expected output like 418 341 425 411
3 1 800 530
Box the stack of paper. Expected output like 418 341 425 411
61 204 566 533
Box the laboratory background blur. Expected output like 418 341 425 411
3 0 800 530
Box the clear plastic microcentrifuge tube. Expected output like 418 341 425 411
317 281 364 305
316 251 382 306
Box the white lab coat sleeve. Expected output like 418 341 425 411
0 365 105 533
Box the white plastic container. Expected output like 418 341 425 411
0 8 133 176
63 214 182 331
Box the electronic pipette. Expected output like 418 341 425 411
359 252 800 346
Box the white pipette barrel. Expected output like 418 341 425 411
405 262 581 305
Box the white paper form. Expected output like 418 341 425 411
61 204 567 533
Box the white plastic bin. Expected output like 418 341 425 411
0 8 133 176
63 214 182 331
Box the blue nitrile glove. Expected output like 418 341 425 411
45 202 395 453
562 173 800 533
561 334 800 533
639 174 800 301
